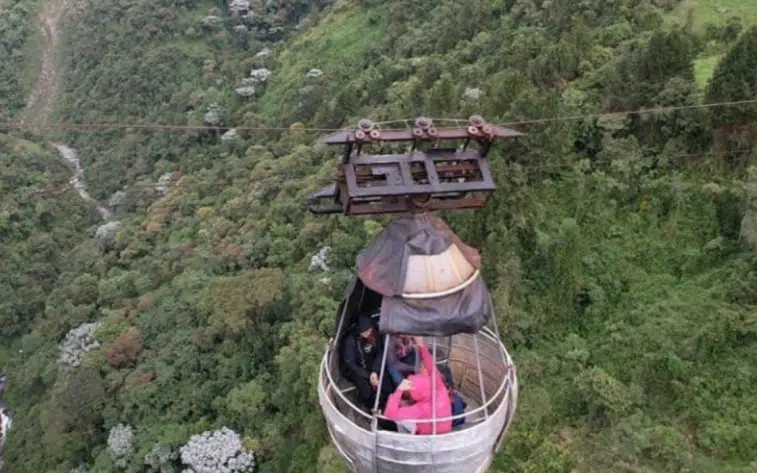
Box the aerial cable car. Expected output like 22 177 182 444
308 116 522 473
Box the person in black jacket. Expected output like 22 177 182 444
340 313 394 411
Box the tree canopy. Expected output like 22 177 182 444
2 0 757 472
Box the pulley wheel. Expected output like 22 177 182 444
358 119 375 131
469 115 485 127
415 117 432 129
408 193 432 210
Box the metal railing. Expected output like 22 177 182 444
319 327 515 429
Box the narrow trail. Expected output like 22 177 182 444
22 0 69 127
23 0 113 222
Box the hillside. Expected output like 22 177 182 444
664 0 757 90
0 0 39 119
2 0 757 473
0 133 100 356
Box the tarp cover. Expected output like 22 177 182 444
355 215 481 297
378 274 492 336
352 214 491 336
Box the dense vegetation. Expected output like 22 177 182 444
0 0 38 118
2 0 757 472
0 135 100 339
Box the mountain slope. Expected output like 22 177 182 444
0 0 38 119
3 1 757 473
0 134 100 341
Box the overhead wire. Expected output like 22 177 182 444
498 98 757 127
2 98 757 134
11 96 757 196
24 148 754 197
516 148 755 172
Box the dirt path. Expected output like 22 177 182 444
21 0 114 222
22 0 76 126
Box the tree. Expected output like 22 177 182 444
707 27 757 156
202 268 285 338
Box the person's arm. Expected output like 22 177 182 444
384 390 404 419
385 337 413 372
384 381 423 421
394 349 417 373
371 341 385 375
367 318 382 374
385 337 399 366
342 338 371 379
416 338 443 389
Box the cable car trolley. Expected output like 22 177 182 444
309 116 521 473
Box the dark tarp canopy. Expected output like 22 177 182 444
356 215 481 297
334 214 492 337
379 275 492 336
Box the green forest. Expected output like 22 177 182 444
1 0 757 472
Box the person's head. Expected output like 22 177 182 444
405 374 432 402
357 314 375 341
397 334 410 342
360 328 374 340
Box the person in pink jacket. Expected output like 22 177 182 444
383 336 452 435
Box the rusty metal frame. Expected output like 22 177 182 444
307 116 523 216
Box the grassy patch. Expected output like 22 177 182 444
8 135 43 157
259 4 386 125
665 0 757 33
281 5 384 69
694 54 723 91
664 1 757 91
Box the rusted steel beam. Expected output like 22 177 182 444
351 163 484 179
307 190 492 215
322 125 523 146
344 196 489 216
350 165 482 183
347 149 480 165
347 180 495 197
